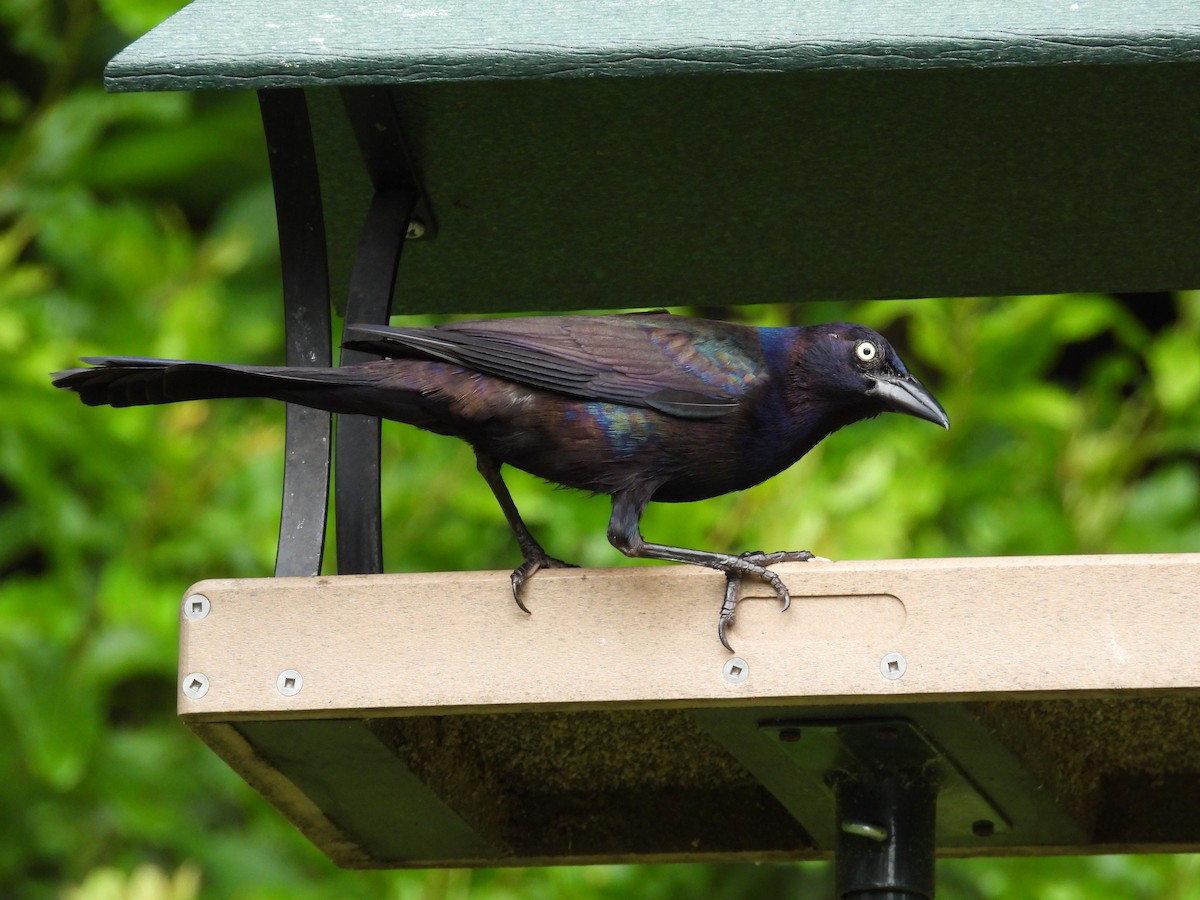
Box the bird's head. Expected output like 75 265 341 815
794 323 949 430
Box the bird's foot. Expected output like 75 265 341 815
510 553 578 614
717 550 827 652
731 549 822 612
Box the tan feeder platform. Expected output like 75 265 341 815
107 1 1200 895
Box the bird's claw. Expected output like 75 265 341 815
718 575 741 652
510 554 578 614
717 549 824 651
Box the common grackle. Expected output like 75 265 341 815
53 312 947 648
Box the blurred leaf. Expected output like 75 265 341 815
0 0 58 60
1148 329 1200 413
1048 292 1121 342
97 0 189 37
0 641 100 791
62 862 202 900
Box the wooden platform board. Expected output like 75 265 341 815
178 553 1200 867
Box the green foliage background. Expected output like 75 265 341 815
3 2 1200 897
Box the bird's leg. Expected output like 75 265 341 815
607 491 820 643
474 451 576 612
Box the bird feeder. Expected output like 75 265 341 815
108 1 1200 895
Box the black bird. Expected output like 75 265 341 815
53 312 948 647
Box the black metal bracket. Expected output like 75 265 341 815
766 718 1010 899
257 86 428 577
258 89 333 578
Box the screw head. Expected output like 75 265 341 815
277 669 303 696
182 673 210 699
880 652 907 680
722 657 749 684
183 594 210 620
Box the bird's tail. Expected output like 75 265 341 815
51 357 410 419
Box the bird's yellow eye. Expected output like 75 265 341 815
855 340 878 363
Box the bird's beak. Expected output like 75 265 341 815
867 373 949 429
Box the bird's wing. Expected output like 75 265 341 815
342 314 769 419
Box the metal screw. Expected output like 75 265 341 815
842 820 890 842
182 673 210 699
722 657 749 684
972 819 996 838
405 219 426 240
277 669 304 696
880 652 907 680
183 594 210 620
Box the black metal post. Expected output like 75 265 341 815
258 88 334 578
257 85 428 577
333 87 426 575
335 188 415 574
834 768 937 899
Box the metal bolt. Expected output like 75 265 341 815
183 594 210 620
842 820 890 842
182 673 210 699
972 819 996 838
405 219 426 240
880 652 907 680
722 657 749 684
277 669 304 696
